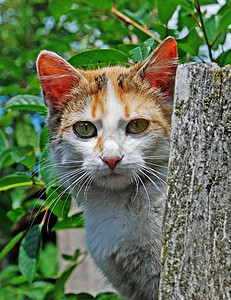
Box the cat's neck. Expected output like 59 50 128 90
82 173 166 209
82 173 167 246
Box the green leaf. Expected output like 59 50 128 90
0 146 36 171
46 188 72 219
178 8 196 32
44 39 71 53
10 188 25 209
0 110 16 127
72 293 94 299
0 83 22 96
204 15 222 50
52 212 85 230
178 0 194 12
0 57 23 79
95 293 124 300
15 116 38 149
39 127 50 154
0 174 44 192
216 50 231 67
0 265 19 281
49 0 74 20
25 281 54 299
54 263 78 298
68 49 129 69
124 3 151 26
0 288 25 300
117 44 138 56
130 38 156 62
7 207 26 223
0 130 8 153
178 29 203 56
38 242 59 277
5 95 47 113
79 0 112 10
0 195 12 235
19 224 42 284
6 275 29 286
62 249 81 262
0 232 24 261
39 145 57 185
219 10 231 30
157 0 178 24
200 0 218 4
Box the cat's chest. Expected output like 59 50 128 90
83 188 163 263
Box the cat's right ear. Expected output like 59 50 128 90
136 37 178 102
36 50 85 109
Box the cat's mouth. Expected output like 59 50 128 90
102 169 126 177
95 168 132 190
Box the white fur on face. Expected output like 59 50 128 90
56 78 168 193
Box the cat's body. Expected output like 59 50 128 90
37 37 177 300
84 181 165 300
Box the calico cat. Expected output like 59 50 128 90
36 37 177 300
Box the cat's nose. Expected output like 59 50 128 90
102 157 122 170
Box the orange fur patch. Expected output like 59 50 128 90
152 120 169 135
94 135 103 152
124 104 130 118
91 92 104 118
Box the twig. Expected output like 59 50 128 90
190 13 202 29
197 55 206 63
111 5 162 44
211 29 223 47
40 208 49 226
194 0 214 61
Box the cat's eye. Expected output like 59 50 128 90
126 119 149 135
73 121 97 138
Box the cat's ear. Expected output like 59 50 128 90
137 37 178 101
37 50 85 109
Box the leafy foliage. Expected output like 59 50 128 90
0 0 230 299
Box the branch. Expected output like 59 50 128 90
194 0 214 61
190 13 202 29
211 29 224 47
40 208 49 226
111 5 162 44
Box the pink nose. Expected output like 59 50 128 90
102 157 122 170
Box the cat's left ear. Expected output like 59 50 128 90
37 50 85 110
137 37 178 101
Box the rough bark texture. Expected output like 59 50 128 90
159 63 231 299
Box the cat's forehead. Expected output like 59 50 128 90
57 65 169 136
65 66 155 119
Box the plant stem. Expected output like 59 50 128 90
191 13 202 29
111 5 162 44
211 30 223 47
194 0 214 61
40 208 49 226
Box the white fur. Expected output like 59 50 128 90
51 79 170 300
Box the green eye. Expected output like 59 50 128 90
126 119 149 135
73 121 97 138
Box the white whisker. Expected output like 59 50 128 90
145 161 168 169
141 166 167 186
136 173 151 214
131 171 140 203
139 169 164 196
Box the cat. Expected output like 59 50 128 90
36 36 177 300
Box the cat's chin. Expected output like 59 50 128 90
95 171 132 190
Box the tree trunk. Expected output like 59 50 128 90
159 63 231 299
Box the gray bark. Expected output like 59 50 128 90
159 63 231 299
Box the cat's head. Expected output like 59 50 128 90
37 37 177 192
